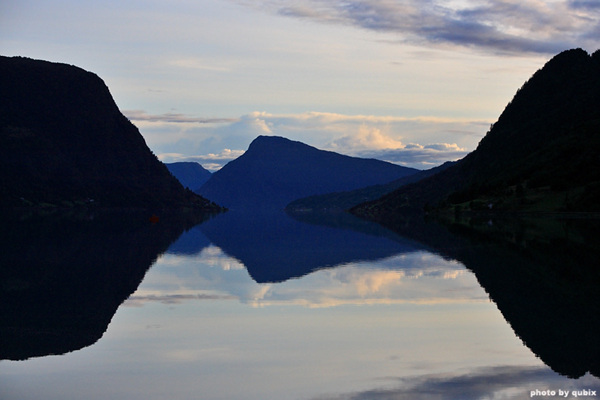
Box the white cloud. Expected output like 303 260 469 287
240 111 481 168
134 110 486 170
239 112 274 134
325 123 470 168
354 142 469 168
329 125 405 151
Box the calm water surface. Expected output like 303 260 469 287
1 211 598 400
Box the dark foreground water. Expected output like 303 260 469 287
1 210 599 400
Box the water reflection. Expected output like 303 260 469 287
128 248 485 308
1 208 599 399
134 210 600 379
122 211 482 308
377 214 600 379
0 209 212 360
316 366 600 400
197 211 427 282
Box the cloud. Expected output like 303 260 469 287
325 120 470 168
231 111 485 153
329 125 405 150
238 112 274 134
314 365 600 400
569 0 600 10
124 110 237 124
124 293 237 307
240 0 600 55
355 142 469 168
124 110 262 170
131 109 486 171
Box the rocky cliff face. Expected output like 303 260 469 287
0 56 218 210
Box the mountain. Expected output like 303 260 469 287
166 162 212 190
286 161 454 212
352 48 600 220
0 56 220 210
197 135 418 210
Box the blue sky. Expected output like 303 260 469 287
2 0 599 169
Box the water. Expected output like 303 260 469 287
1 210 599 399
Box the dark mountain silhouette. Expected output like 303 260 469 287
197 135 418 210
199 210 424 283
286 161 454 212
165 225 212 255
166 162 212 190
0 209 211 360
0 56 219 210
352 48 600 220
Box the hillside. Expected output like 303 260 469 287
197 135 418 210
166 162 212 190
286 161 454 212
352 48 600 220
0 56 219 210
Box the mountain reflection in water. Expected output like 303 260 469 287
1 208 599 393
375 214 600 379
196 211 427 283
169 210 600 379
0 209 212 360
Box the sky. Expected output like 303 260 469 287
2 0 599 170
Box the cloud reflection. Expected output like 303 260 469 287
313 366 600 400
126 248 487 308
252 255 483 308
124 293 237 307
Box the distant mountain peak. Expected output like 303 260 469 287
197 136 418 210
250 135 295 146
166 162 212 191
247 135 331 156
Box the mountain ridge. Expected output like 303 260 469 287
197 135 419 210
0 56 219 210
351 48 600 220
286 161 455 212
